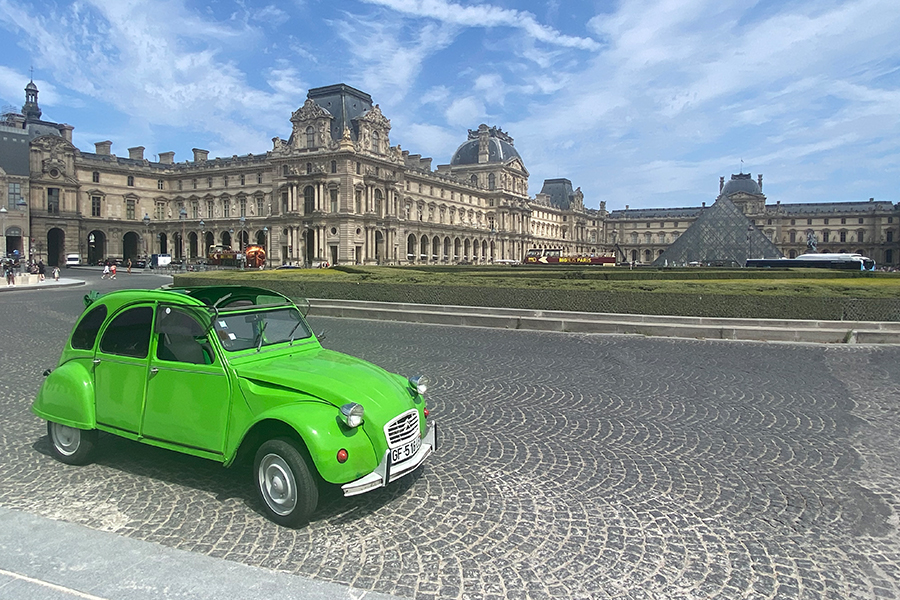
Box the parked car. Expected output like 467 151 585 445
32 285 436 527
65 253 80 267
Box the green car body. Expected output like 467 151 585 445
32 285 436 526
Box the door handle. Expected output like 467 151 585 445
149 367 159 378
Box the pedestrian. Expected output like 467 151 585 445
53 266 60 281
126 258 132 274
4 260 15 287
38 260 45 282
102 263 110 279
110 263 117 279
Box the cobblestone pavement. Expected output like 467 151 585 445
1 275 899 599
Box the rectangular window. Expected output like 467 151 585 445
824 218 829 225
281 191 288 214
156 203 165 220
191 202 199 219
178 180 183 191
355 190 362 213
157 179 164 190
126 199 135 220
91 196 101 217
256 197 264 216
192 179 198 189
840 231 846 242
330 189 338 213
224 176 229 188
8 183 22 208
47 188 60 214
207 201 214 219
240 198 247 217
207 177 213 188
223 201 230 218
127 175 135 187
257 173 262 184
858 218 864 224
240 174 245 186
92 171 100 183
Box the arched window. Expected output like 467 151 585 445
488 173 495 190
470 175 477 187
374 189 383 216
306 162 312 174
331 160 337 173
306 126 315 149
304 186 315 214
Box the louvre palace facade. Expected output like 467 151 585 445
2 80 898 268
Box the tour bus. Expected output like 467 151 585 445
523 248 616 266
746 253 875 271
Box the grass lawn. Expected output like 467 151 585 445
176 266 900 299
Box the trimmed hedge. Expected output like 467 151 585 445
173 275 900 321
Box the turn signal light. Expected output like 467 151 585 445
424 408 430 418
337 449 349 463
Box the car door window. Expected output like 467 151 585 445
99 306 153 358
155 306 214 365
71 305 107 350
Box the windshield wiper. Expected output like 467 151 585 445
255 320 268 352
288 320 303 346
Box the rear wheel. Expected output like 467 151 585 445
47 421 97 465
254 438 318 527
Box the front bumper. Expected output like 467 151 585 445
342 421 437 497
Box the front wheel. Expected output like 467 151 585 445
47 421 97 465
254 438 318 527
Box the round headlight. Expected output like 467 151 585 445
340 402 365 428
409 375 429 395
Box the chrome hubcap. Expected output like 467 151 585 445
259 454 297 516
51 423 80 456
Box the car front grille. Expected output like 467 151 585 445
385 410 420 448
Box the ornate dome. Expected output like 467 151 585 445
721 172 762 196
450 124 522 166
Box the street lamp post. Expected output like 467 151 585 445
179 207 187 268
0 206 7 259
262 226 268 269
142 214 150 261
239 215 246 270
199 220 205 265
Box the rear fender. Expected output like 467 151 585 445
31 360 95 429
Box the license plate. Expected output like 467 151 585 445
391 437 420 463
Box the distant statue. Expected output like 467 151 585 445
806 231 818 252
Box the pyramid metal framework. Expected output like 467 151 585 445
651 195 783 267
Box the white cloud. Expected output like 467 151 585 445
445 96 485 128
363 0 600 50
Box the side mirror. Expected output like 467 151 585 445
317 330 327 342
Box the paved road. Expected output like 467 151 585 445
1 273 899 599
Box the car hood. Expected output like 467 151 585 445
234 348 414 419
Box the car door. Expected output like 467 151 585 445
141 305 231 455
94 305 154 434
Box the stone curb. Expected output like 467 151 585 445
308 298 900 345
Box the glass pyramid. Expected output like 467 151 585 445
651 195 783 267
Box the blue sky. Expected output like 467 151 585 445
1 0 898 210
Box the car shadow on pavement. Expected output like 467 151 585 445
31 431 422 528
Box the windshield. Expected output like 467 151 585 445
212 307 312 352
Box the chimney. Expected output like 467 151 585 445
192 148 209 162
758 174 763 191
95 140 112 155
869 197 874 202
702 202 706 208
719 176 724 193
128 146 145 160
158 151 175 165
59 124 73 143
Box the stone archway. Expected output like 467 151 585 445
87 230 106 265
47 228 65 267
375 230 384 264
123 231 140 261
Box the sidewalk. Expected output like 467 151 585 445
0 507 405 600
1 273 85 292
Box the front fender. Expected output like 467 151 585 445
249 403 379 485
32 360 95 429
